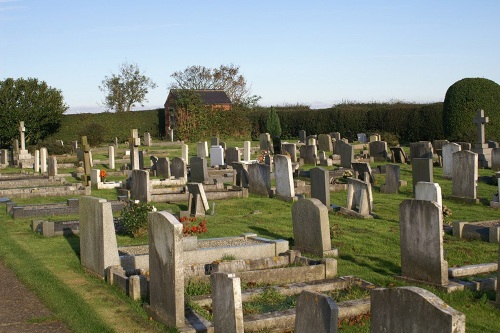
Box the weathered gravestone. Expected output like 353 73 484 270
488 140 499 148
274 154 295 201
150 156 158 174
411 158 433 193
225 147 241 165
299 145 317 165
231 162 249 188
399 199 448 287
310 167 330 208
442 143 461 179
336 141 354 169
130 169 150 203
451 150 478 202
351 162 374 184
197 141 209 158
294 290 338 333
138 150 146 170
146 211 184 327
187 182 210 216
341 178 373 218
79 196 120 278
415 182 442 212
380 164 400 194
108 145 115 170
472 109 492 168
211 273 244 333
409 141 433 160
243 141 252 161
282 143 297 162
369 141 388 162
143 132 152 146
492 148 500 171
389 147 408 164
81 136 92 184
318 134 333 152
248 163 272 197
210 146 225 167
171 157 187 181
259 133 272 152
129 129 140 170
190 157 209 183
156 157 171 179
264 154 273 173
292 198 336 257
370 286 465 333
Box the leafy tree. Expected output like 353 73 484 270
99 62 157 112
443 78 500 142
169 64 260 106
0 77 68 146
266 107 282 138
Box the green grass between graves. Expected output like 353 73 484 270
0 141 500 332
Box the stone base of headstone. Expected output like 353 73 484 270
274 194 298 202
490 200 500 208
449 196 480 204
394 275 464 293
339 207 374 219
472 146 492 168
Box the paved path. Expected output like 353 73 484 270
0 260 71 333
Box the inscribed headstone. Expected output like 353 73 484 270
48 156 57 177
310 167 330 207
274 154 295 200
130 169 150 202
171 157 187 180
318 134 333 152
409 141 433 160
156 157 171 179
369 141 388 162
336 141 354 169
345 178 373 217
452 150 478 201
190 157 209 183
248 163 272 197
259 133 272 152
300 145 317 165
225 147 241 165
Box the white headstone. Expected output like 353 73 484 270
243 141 251 161
210 146 225 167
442 143 461 179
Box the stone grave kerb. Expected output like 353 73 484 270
473 109 489 146
81 136 91 184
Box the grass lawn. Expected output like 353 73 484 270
1 141 500 332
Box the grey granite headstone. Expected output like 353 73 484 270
331 132 341 142
157 157 171 179
282 143 297 162
294 290 338 333
357 133 368 143
351 162 374 184
380 164 400 194
259 133 272 152
400 199 448 286
336 141 354 169
210 146 225 167
190 157 208 183
292 198 333 257
274 154 295 200
442 143 461 179
410 141 433 160
318 134 333 152
371 286 465 333
248 163 272 197
143 132 152 146
310 167 330 207
171 157 187 180
211 273 244 333
299 145 317 165
369 141 388 162
147 211 184 327
210 137 220 147
79 196 120 278
130 169 150 202
411 158 433 193
452 150 478 201
225 147 241 165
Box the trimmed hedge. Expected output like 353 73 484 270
443 78 500 142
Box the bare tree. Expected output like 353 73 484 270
99 62 157 112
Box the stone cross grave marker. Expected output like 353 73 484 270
81 136 91 185
19 121 27 153
473 109 489 145
129 129 140 170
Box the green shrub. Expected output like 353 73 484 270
120 200 156 238
78 123 106 147
266 107 282 138
34 139 73 155
443 78 500 142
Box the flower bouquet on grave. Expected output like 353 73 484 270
100 169 107 182
256 150 269 164
179 216 208 237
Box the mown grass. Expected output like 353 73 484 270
1 141 500 332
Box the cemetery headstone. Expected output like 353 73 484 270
409 141 433 160
451 150 478 202
147 211 184 327
171 157 187 180
130 169 150 202
243 141 251 161
456 142 472 151
210 146 225 167
371 286 465 333
411 158 433 193
380 164 400 194
248 163 272 197
389 147 408 164
143 132 152 146
231 162 249 188
415 182 442 212
259 133 272 152
90 169 101 189
299 144 317 165
332 132 341 142
281 143 297 162
488 140 499 148
318 134 333 152
305 135 317 146
79 196 120 278
48 156 57 177
138 150 145 170
190 157 209 183
369 133 381 142
187 182 210 216
343 178 373 218
108 145 115 170
274 154 295 201
181 144 189 162
319 151 332 166
197 141 209 158
129 129 140 170
369 141 388 162
156 157 171 179
336 141 354 169
292 198 335 257
211 273 244 333
442 143 461 179
357 133 368 143
493 148 500 171
34 149 40 173
351 162 374 184
294 290 338 333
81 136 91 184
264 154 273 173
225 147 241 165
210 137 220 147
299 130 306 143
399 199 448 286
472 109 492 168
310 167 330 208
40 147 48 174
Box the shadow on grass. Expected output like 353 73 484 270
340 253 400 276
248 226 293 245
63 233 81 260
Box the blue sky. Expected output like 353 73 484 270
1 1 499 114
